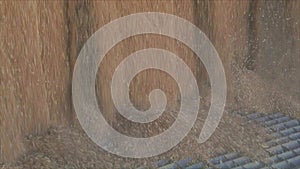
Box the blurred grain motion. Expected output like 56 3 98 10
1 0 299 163
0 1 72 162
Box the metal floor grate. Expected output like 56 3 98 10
137 112 300 169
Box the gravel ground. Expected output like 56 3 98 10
1 109 271 169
